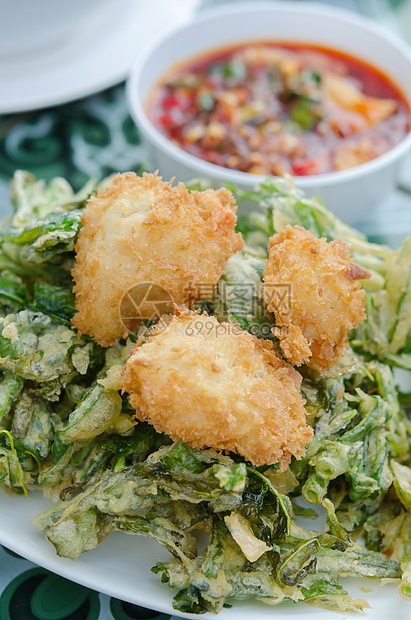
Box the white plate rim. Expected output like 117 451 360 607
0 0 198 114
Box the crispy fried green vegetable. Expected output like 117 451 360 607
9 170 97 228
35 442 399 613
0 372 23 422
0 271 30 315
3 209 83 264
0 310 95 400
0 171 410 614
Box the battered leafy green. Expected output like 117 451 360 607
0 171 410 614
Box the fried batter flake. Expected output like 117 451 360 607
122 308 313 469
263 225 370 372
72 172 243 346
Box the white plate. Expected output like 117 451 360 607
0 490 410 620
0 0 198 114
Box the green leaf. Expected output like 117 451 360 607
9 170 96 228
0 372 23 421
29 281 76 324
246 467 290 540
277 538 319 586
162 441 205 474
301 578 346 601
0 270 30 311
391 460 411 511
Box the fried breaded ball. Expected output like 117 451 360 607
72 172 244 346
122 308 313 469
262 225 370 373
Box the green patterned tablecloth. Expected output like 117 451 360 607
0 85 144 218
0 545 174 620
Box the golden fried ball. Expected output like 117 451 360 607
72 172 243 346
263 225 370 372
122 308 313 469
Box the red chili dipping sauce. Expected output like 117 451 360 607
148 43 410 176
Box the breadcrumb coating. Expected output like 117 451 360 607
72 172 243 346
263 225 370 372
122 308 313 469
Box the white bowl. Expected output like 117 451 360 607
126 1 411 224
